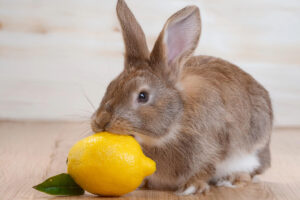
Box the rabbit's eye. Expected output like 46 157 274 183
138 91 149 103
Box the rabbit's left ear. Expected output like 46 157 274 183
150 6 201 82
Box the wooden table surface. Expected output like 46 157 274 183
0 121 299 200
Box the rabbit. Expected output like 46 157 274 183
91 0 273 195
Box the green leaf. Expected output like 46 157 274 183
33 173 84 196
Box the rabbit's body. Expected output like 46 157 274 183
91 0 273 195
142 55 272 190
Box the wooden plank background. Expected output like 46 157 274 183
0 0 299 126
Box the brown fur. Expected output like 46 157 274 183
91 0 273 195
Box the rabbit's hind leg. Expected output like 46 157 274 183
213 172 252 188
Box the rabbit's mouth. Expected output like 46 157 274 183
104 125 137 138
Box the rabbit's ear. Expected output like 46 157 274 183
116 0 149 66
150 6 201 82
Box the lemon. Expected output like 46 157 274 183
67 132 156 196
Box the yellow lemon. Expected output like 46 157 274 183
67 132 156 196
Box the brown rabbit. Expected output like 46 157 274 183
91 0 273 195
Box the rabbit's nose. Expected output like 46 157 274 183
91 111 112 132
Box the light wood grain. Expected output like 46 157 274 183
0 121 299 200
0 0 300 126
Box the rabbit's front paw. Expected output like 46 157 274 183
175 180 209 196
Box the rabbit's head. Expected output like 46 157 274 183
91 0 201 143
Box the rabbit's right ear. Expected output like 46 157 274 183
116 0 149 66
150 6 201 83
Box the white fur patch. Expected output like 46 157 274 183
199 184 210 194
252 175 260 183
176 185 196 196
216 180 236 188
213 152 260 181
